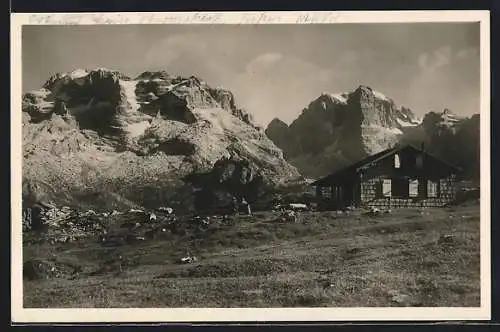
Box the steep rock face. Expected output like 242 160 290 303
349 86 414 154
265 86 421 178
207 87 258 129
265 118 290 158
22 68 301 210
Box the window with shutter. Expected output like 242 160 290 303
409 179 419 197
321 187 332 198
427 180 438 198
439 179 448 196
382 179 392 197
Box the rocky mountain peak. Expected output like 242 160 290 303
265 85 479 180
265 86 422 177
22 68 301 210
351 85 394 104
42 68 131 91
267 118 289 129
135 70 174 81
441 108 453 115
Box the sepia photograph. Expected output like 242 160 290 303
11 11 490 322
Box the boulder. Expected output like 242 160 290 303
185 157 268 214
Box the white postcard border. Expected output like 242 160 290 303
10 10 491 323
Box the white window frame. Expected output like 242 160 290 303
394 154 401 168
427 180 438 198
320 187 331 198
382 179 392 197
409 179 419 197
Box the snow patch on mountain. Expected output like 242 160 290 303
388 127 403 135
126 120 152 138
69 69 89 80
326 93 348 104
119 80 140 112
397 118 419 127
372 89 390 102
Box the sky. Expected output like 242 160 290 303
22 23 480 126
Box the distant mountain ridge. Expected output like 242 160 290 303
265 85 479 179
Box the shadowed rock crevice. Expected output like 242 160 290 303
155 93 197 124
154 139 196 156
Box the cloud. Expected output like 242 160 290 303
144 33 212 71
245 52 283 73
324 49 391 88
243 52 333 84
417 46 452 72
408 44 479 115
335 50 362 68
144 40 337 125
456 47 478 59
227 53 335 125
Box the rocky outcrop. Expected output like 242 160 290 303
23 258 82 280
265 86 421 178
22 68 302 210
184 157 268 214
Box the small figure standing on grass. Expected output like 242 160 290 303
149 212 157 222
241 197 252 216
118 255 123 273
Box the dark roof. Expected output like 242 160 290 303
311 144 461 186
